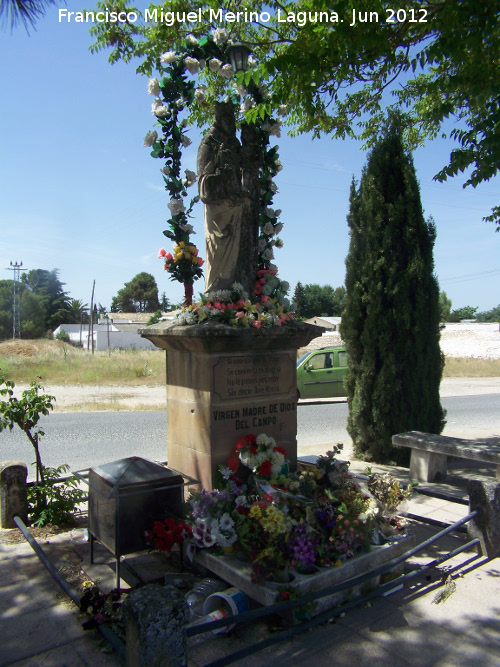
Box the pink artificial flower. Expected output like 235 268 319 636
254 282 263 295
288 312 295 319
260 295 269 303
252 320 261 329
158 248 167 258
166 252 173 261
259 277 266 285
236 299 245 308
236 311 245 319
197 257 204 266
194 248 199 256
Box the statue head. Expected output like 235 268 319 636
213 101 237 137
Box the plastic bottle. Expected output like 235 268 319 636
184 578 226 619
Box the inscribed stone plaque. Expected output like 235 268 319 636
212 352 294 401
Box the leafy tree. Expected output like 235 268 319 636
160 292 170 312
439 291 452 322
293 282 306 318
0 375 55 483
89 0 500 228
21 269 72 331
296 284 346 319
448 305 478 322
0 279 45 340
340 119 445 464
476 305 500 323
111 272 161 313
0 0 57 32
67 299 89 325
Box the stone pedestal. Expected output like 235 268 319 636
140 321 322 489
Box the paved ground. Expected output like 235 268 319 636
1 459 499 666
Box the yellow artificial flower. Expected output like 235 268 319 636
249 505 263 520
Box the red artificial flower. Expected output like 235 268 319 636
249 444 258 455
274 446 286 456
257 460 273 477
227 454 240 471
280 591 290 601
253 282 263 295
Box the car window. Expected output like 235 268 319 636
338 351 348 367
297 352 311 367
309 353 328 370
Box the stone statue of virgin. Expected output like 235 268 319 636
197 101 261 296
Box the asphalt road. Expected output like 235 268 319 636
2 394 499 480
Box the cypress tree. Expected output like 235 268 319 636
340 120 446 463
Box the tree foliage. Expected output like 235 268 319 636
0 0 57 32
21 269 73 331
0 279 46 340
448 305 478 322
111 272 161 313
89 0 500 228
340 120 445 463
438 291 452 322
476 304 500 322
293 283 346 319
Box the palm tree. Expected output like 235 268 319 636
0 0 58 32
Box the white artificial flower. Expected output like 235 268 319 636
278 104 288 116
168 198 186 215
274 209 282 217
275 238 284 248
143 130 158 147
274 159 283 172
263 248 274 260
268 263 278 271
184 311 198 325
179 223 195 234
154 104 169 118
181 118 188 127
240 98 253 113
262 283 274 296
274 222 283 233
208 58 222 71
194 87 206 103
281 280 290 291
263 222 275 235
160 50 177 64
265 207 276 218
181 135 192 148
161 165 171 176
219 466 233 479
235 84 247 97
184 56 200 74
220 64 234 79
213 27 229 45
184 169 197 186
219 513 234 531
262 122 281 137
147 77 160 96
258 238 267 252
269 181 278 194
235 495 249 508
187 34 199 46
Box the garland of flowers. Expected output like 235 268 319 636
145 29 293 321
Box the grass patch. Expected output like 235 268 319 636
443 357 500 377
0 339 165 386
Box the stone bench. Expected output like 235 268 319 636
392 431 500 483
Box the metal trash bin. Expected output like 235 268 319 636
88 456 184 588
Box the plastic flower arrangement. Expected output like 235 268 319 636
183 434 412 583
144 33 293 319
144 517 192 554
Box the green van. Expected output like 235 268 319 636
296 346 348 399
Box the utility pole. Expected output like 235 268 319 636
6 261 26 339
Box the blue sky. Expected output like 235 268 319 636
1 6 499 314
